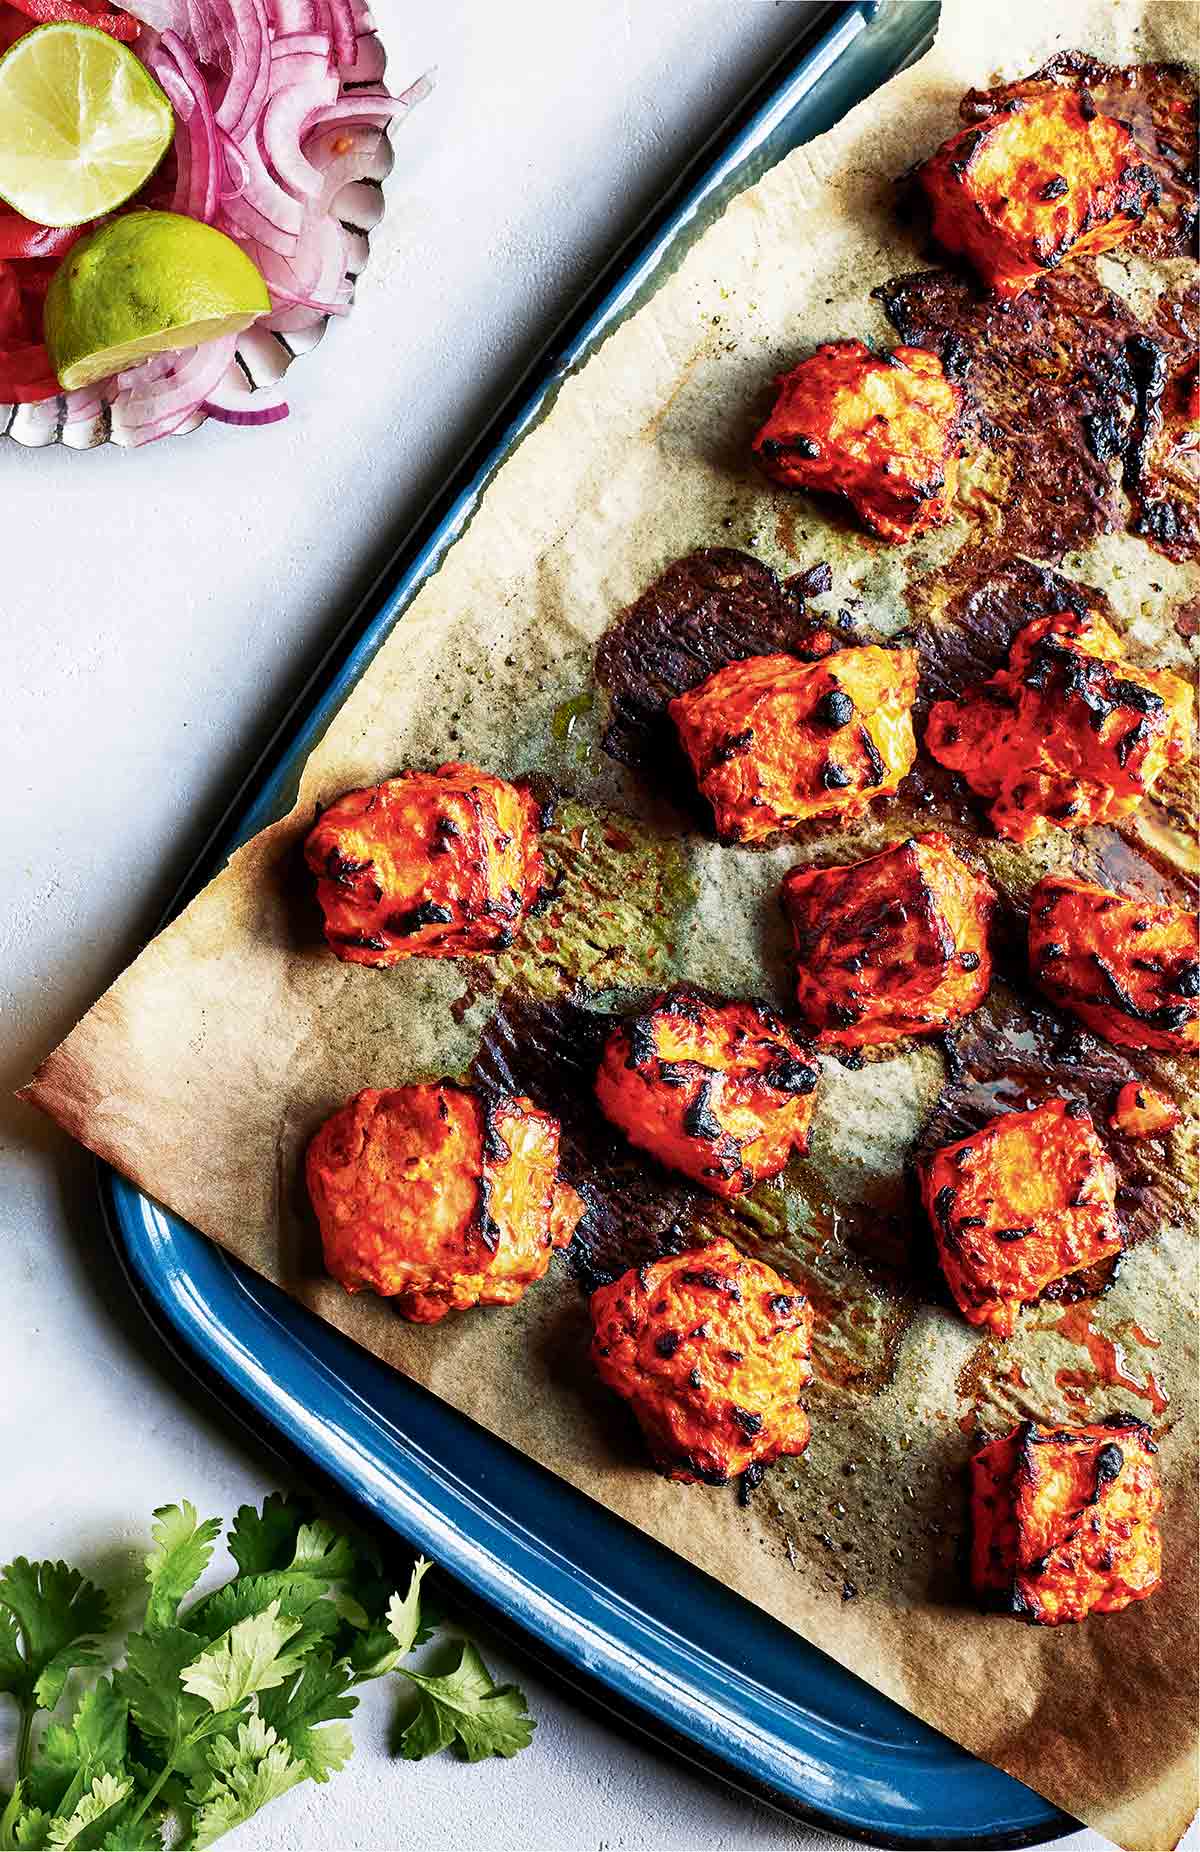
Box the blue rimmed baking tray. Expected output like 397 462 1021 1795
100 4 1074 1841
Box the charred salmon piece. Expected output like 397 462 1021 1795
305 762 545 966
970 1417 1162 1624
1109 1080 1182 1139
782 831 996 1048
670 645 919 844
590 1237 812 1484
306 1082 583 1322
924 609 1195 844
753 339 963 542
594 990 818 1200
1029 873 1199 1055
918 1097 1122 1338
918 88 1159 298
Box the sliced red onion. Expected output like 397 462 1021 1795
184 0 221 69
61 382 110 423
335 30 384 84
200 398 289 424
252 71 431 330
271 0 318 30
321 0 356 70
271 32 334 63
123 0 186 35
219 193 298 256
214 0 271 143
147 59 196 206
222 131 306 239
254 221 352 313
303 119 385 211
270 48 333 88
172 116 193 214
218 130 250 199
129 0 230 72
114 335 240 444
152 31 220 223
262 274 350 316
245 203 350 330
302 89 410 133
263 74 339 199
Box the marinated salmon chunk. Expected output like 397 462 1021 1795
1029 874 1199 1054
305 762 545 965
971 1417 1162 1623
753 339 963 541
782 831 996 1048
1109 1081 1181 1140
924 609 1194 843
594 991 818 1198
919 89 1159 298
590 1238 813 1484
919 1098 1122 1337
670 646 918 843
307 1082 583 1321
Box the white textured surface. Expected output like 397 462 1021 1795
1 3 1193 1848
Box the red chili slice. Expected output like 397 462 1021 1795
0 341 59 402
0 264 20 342
2 0 139 38
0 213 85 262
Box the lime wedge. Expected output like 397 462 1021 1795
0 22 173 229
45 209 270 389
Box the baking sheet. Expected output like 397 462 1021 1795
23 2 1198 1845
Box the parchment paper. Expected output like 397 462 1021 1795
23 3 1199 1845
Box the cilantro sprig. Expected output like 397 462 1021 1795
0 1497 534 1850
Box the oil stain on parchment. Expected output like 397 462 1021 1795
455 796 699 1015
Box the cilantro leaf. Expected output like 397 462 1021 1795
346 1624 401 1683
13 1809 53 1851
285 1524 357 1585
186 1718 306 1850
45 1773 131 1851
225 1498 311 1578
0 1610 26 1700
144 1505 221 1634
258 1654 358 1783
23 1728 78 1816
115 1622 242 1805
0 1788 17 1835
291 1719 353 1786
115 1627 211 1751
192 1507 367 1650
398 1643 534 1762
113 1629 246 1842
186 1575 338 1649
397 1691 457 1762
386 1560 432 1662
180 1604 306 1712
0 1562 110 1713
327 1588 370 1632
27 1680 127 1817
60 1687 126 1775
0 1781 31 1850
97 1826 163 1852
347 1622 404 1682
350 1558 435 1680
